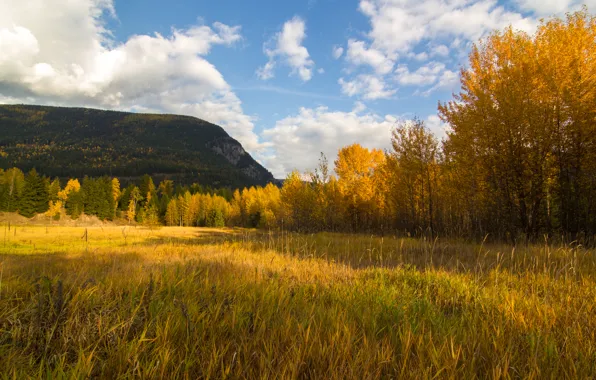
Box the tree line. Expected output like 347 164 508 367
1 11 594 242
276 10 596 242
231 11 595 242
0 168 234 227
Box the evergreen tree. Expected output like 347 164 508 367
18 169 49 217
0 168 5 211
48 178 61 202
0 168 25 212
139 175 157 207
98 177 115 220
119 184 134 211
66 187 84 219
82 177 99 216
159 194 170 222
82 177 115 220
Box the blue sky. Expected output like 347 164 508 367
111 0 445 122
0 0 592 177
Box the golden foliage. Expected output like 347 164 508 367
45 200 62 218
58 179 81 201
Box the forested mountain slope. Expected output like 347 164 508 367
0 104 274 187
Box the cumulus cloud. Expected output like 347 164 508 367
425 114 451 140
409 52 429 61
359 0 537 56
261 104 449 177
430 44 449 57
421 70 459 95
345 39 394 74
395 62 447 86
256 61 276 80
394 61 458 93
337 0 540 99
332 45 344 59
257 16 315 82
338 75 397 100
261 103 398 177
0 0 261 150
515 0 583 15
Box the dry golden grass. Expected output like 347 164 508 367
0 225 595 378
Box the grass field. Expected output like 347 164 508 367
0 225 595 378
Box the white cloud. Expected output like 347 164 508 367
335 0 539 103
261 106 454 177
345 39 394 74
425 114 451 140
430 44 449 57
422 69 459 95
516 0 596 15
430 1 538 41
515 0 573 15
395 61 459 95
339 74 397 100
261 103 398 177
257 16 315 82
0 0 261 151
395 62 447 86
410 52 429 61
256 61 276 80
332 45 344 59
358 0 538 57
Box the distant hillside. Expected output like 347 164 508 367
0 104 274 188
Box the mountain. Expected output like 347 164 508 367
0 104 274 188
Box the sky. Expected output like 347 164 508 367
0 0 592 178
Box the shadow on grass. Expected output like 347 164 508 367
1 241 593 379
130 229 596 279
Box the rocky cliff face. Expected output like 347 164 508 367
241 165 262 180
206 137 272 182
206 137 247 166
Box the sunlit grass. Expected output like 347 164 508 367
0 225 595 378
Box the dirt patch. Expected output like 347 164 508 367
0 211 120 227
0 212 30 224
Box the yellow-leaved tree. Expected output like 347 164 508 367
439 9 596 239
334 144 385 231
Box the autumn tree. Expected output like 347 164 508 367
439 9 596 240
165 198 180 226
56 178 82 219
388 119 440 236
45 200 62 221
534 9 596 235
126 186 142 224
158 180 174 198
0 168 25 212
46 177 63 219
280 171 316 231
228 185 281 228
112 178 121 214
308 153 344 231
334 144 385 231
139 175 157 207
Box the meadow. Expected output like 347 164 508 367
0 224 595 378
